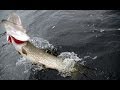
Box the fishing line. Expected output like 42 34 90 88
2 43 10 47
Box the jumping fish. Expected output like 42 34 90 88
1 13 94 78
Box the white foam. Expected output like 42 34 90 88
92 56 98 60
100 29 104 32
29 37 54 49
16 57 32 74
57 52 82 77
52 26 55 29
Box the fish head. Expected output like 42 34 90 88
1 13 30 43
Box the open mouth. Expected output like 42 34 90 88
7 35 25 44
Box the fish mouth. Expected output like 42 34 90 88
7 34 26 44
1 19 19 26
3 23 30 42
1 13 30 43
0 19 10 25
0 19 7 26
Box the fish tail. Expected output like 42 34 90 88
71 63 98 80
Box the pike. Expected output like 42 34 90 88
1 13 95 78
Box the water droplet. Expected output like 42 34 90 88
52 26 55 29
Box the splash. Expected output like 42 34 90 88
16 57 32 73
57 52 83 77
16 37 83 77
29 37 54 50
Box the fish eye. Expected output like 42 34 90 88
1 19 7 22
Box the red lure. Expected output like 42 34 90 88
8 36 25 44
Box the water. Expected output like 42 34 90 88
0 10 120 80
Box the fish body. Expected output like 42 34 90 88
1 13 96 78
19 41 74 72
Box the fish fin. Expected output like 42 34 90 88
71 63 98 80
22 48 27 55
7 13 22 26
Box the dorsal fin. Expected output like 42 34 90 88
7 13 22 26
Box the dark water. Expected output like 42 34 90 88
0 10 120 80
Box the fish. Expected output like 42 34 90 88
1 13 96 79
